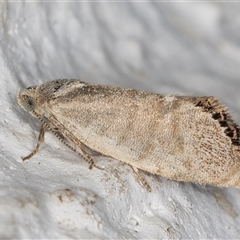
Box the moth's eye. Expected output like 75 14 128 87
23 96 35 112
27 97 34 106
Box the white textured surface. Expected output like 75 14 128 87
1 2 240 239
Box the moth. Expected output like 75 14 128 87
17 79 240 191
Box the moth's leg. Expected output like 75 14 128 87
132 166 152 192
68 138 102 170
63 135 98 170
77 142 96 170
46 114 101 170
80 142 104 157
48 127 101 170
22 122 47 161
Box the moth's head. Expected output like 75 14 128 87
17 85 44 119
17 79 87 119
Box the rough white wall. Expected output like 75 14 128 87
0 2 240 239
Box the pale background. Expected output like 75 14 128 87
1 1 240 239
